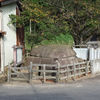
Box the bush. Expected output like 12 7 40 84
41 34 74 46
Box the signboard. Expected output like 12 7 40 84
17 48 22 63
12 45 23 67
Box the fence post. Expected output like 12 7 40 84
73 62 76 81
86 61 89 76
27 50 28 58
43 64 46 83
90 60 93 75
29 62 32 83
56 62 60 83
28 66 30 83
7 63 11 83
79 64 81 78
67 65 69 82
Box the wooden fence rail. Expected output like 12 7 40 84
7 61 91 83
59 61 91 82
31 63 58 83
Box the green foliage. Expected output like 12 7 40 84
9 14 24 27
41 0 100 44
25 32 43 49
41 34 74 46
9 0 100 49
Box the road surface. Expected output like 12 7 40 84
0 75 100 100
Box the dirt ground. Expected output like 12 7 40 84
0 73 7 84
0 73 93 85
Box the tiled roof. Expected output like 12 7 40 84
0 0 5 2
0 0 19 6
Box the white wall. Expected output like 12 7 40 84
1 3 17 68
91 59 100 75
0 12 2 31
73 48 88 60
89 48 100 60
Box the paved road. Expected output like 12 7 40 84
0 75 100 100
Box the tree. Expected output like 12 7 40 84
9 0 100 47
9 0 73 49
9 0 49 49
42 0 100 44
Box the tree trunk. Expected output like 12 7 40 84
74 36 80 45
30 19 31 34
34 21 36 34
80 37 83 45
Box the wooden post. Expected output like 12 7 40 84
56 68 58 83
43 64 46 83
90 60 93 75
28 66 30 83
29 62 32 83
67 65 69 82
79 64 81 77
7 63 11 83
27 50 28 58
73 62 76 81
56 62 60 83
86 61 89 76
7 66 10 83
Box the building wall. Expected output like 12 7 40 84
0 12 2 31
1 3 17 68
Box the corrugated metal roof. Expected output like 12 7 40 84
0 0 22 11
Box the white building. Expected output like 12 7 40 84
0 0 25 72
